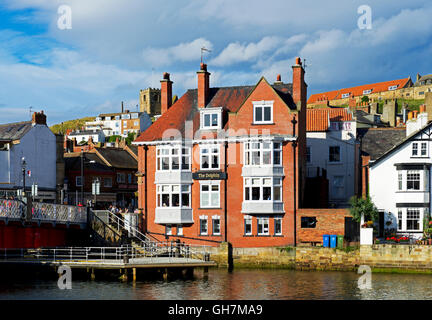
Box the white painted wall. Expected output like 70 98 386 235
306 120 357 205
370 127 432 239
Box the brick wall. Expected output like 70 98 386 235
297 208 351 243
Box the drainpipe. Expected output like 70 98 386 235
144 145 148 233
291 116 298 247
224 141 228 242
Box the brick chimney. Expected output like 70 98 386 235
292 57 306 109
160 72 173 115
31 111 47 125
274 74 283 85
197 63 210 108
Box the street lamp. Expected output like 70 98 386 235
92 178 100 208
80 151 96 206
21 157 26 200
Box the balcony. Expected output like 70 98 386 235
154 171 193 184
155 208 194 224
241 201 284 214
242 166 284 177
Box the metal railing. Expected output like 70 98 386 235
0 243 215 264
0 199 87 225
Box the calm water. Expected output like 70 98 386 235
1 268 432 300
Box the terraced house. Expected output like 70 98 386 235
133 58 307 247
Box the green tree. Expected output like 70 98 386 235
361 95 369 103
349 196 378 223
125 132 136 145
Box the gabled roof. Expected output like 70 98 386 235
307 108 353 132
414 74 432 86
358 127 406 162
134 79 294 143
0 121 32 142
93 147 137 169
64 153 113 173
307 78 412 104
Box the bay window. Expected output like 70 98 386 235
157 184 191 208
244 141 282 166
407 209 420 231
156 145 191 171
244 177 282 201
406 171 420 190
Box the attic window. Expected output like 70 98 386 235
363 89 372 95
253 101 273 124
341 93 350 99
388 85 398 91
200 107 222 130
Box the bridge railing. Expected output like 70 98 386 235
0 199 87 225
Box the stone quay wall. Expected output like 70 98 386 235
208 243 432 273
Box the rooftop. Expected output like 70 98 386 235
0 121 32 142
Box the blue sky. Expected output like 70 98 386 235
1 0 432 125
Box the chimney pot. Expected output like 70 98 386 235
295 57 301 65
277 74 281 82
200 63 207 71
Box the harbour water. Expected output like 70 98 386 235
1 268 432 300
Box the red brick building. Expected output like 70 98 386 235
134 58 307 247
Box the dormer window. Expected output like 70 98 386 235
253 101 273 124
363 89 372 95
341 93 350 99
388 85 398 91
200 107 222 130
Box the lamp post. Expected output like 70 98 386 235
21 157 26 200
80 151 96 206
92 178 100 208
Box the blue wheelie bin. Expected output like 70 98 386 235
323 235 330 247
330 235 337 248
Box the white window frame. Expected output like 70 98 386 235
406 170 421 191
244 141 282 167
165 224 172 235
412 143 418 156
200 144 220 170
341 93 350 99
253 100 273 124
244 215 252 236
397 208 423 232
244 177 282 202
200 107 222 130
200 181 220 208
199 216 208 235
257 217 270 236
388 85 398 91
156 145 191 171
212 215 221 236
177 225 183 236
363 89 372 95
421 142 428 157
156 184 191 208
274 216 282 236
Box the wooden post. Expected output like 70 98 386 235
132 268 137 282
162 268 168 281
90 268 95 281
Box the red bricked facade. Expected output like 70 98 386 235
135 58 307 248
297 208 351 243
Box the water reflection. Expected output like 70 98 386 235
1 269 432 300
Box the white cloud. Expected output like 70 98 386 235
142 38 213 67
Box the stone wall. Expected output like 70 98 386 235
208 243 432 273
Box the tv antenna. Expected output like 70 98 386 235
201 47 211 64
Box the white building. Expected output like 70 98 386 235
68 129 105 143
369 106 432 239
85 110 152 138
306 108 358 206
0 111 57 201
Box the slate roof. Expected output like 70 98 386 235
0 121 32 142
95 147 137 169
357 127 406 161
307 108 353 132
355 110 387 128
414 74 432 86
308 78 412 104
64 153 113 172
135 80 294 143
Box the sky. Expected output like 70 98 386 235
1 0 432 126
